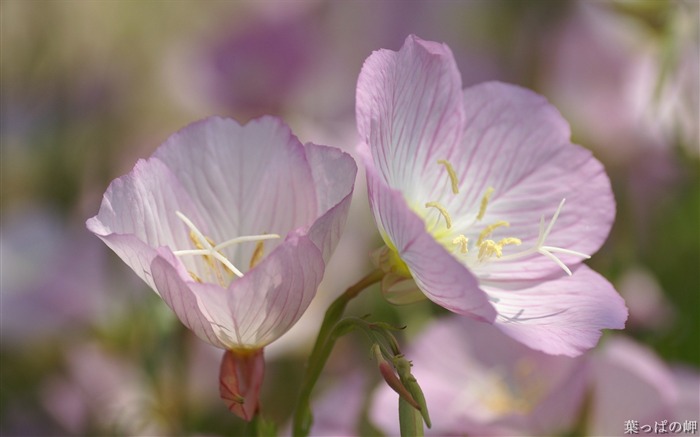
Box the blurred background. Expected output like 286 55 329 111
1 1 698 435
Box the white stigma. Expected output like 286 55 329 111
173 211 280 280
497 199 590 275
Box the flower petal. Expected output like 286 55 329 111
226 232 325 348
485 264 628 356
589 336 678 435
86 158 208 293
303 143 357 264
153 116 319 269
150 232 324 349
364 152 496 321
450 82 615 280
356 35 465 197
150 251 229 349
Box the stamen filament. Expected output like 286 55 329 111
425 201 453 229
437 159 460 194
477 221 510 246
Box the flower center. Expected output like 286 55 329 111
422 160 590 276
172 211 280 286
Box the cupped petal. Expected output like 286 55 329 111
364 151 496 321
150 232 324 350
356 34 465 196
153 116 318 269
151 250 228 349
225 232 325 348
86 158 208 293
449 82 615 280
303 143 357 264
485 264 628 356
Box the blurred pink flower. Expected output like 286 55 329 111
0 206 113 346
87 116 356 418
617 267 675 331
540 2 698 163
200 13 318 117
356 35 627 356
41 343 161 436
587 336 699 436
370 316 588 436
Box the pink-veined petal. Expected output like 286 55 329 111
150 251 229 349
150 232 324 349
450 82 615 280
364 153 496 321
86 158 207 293
153 116 318 269
485 264 628 357
224 232 325 348
303 143 357 264
356 35 465 197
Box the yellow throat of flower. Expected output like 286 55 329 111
413 159 591 275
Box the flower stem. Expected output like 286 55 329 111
292 268 385 436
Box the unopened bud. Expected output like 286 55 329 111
372 344 420 410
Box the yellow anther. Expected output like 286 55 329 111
478 239 502 261
190 230 216 268
452 234 469 253
425 201 453 229
437 159 460 194
189 271 203 283
477 187 495 221
249 241 265 269
496 237 522 249
477 220 510 246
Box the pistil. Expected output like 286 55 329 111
172 211 280 284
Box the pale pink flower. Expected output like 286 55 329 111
370 316 588 436
356 35 627 356
87 116 356 418
587 336 694 436
88 115 355 349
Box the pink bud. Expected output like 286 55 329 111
219 348 265 421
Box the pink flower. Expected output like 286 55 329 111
587 336 695 436
356 35 627 356
87 116 356 418
370 316 588 436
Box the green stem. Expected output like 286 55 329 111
292 268 385 436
